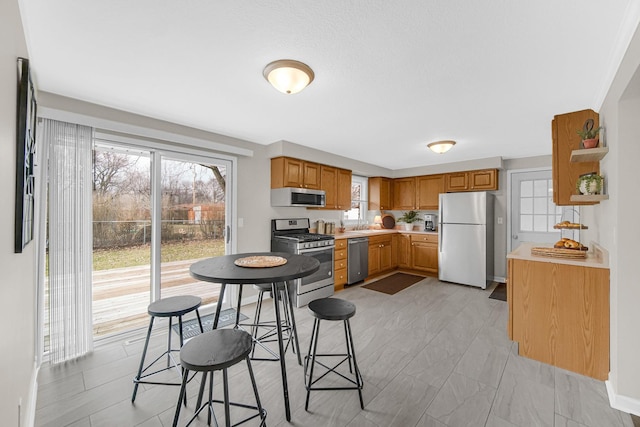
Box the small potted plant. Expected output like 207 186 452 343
576 173 604 195
338 220 345 233
398 210 421 231
577 119 602 149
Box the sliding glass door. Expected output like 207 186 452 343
89 143 231 339
158 155 228 307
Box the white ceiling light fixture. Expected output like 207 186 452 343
263 59 314 94
427 140 456 154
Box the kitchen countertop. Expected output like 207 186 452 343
334 229 438 239
507 241 609 269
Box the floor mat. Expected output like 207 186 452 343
362 273 424 295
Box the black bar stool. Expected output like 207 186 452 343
132 295 203 403
172 329 267 427
245 282 299 363
304 297 364 410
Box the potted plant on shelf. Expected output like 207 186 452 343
398 210 421 231
576 173 604 195
577 118 602 149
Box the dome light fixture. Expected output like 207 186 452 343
263 59 314 94
427 140 456 154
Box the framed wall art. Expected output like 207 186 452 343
15 57 37 253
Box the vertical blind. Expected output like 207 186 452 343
43 118 94 363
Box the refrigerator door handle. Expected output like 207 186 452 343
439 227 443 252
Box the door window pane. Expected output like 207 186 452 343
518 178 565 233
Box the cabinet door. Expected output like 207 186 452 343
396 233 411 268
393 177 416 209
303 161 321 189
368 177 393 210
412 242 438 273
445 172 469 192
320 166 338 209
380 239 393 271
416 174 444 209
552 109 600 205
337 169 352 210
470 169 498 191
368 244 380 276
271 157 303 188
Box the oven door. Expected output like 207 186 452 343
297 245 334 293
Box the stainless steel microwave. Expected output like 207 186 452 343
271 187 326 207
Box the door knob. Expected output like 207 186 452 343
512 235 518 240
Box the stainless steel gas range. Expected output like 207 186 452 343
271 218 335 307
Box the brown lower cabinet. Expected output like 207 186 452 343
368 235 393 276
410 234 438 274
334 239 347 290
508 257 609 380
366 232 438 279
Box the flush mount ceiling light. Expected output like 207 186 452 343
427 140 456 154
263 59 314 94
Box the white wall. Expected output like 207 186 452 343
1 0 38 425
594 21 640 413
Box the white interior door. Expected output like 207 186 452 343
509 169 577 251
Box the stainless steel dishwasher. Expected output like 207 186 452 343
347 237 369 285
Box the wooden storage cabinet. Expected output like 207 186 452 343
410 234 438 274
445 172 469 192
368 235 393 276
552 109 600 205
395 233 411 268
416 174 444 210
469 169 497 190
271 157 321 189
320 166 352 210
508 257 609 380
368 177 393 210
393 177 416 210
334 239 348 289
445 169 498 192
337 168 352 210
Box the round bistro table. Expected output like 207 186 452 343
189 252 320 422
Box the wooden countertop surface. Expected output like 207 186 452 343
507 242 609 269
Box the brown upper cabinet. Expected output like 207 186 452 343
393 177 417 210
552 109 600 205
368 177 393 210
321 166 351 210
445 169 498 192
271 156 352 209
337 168 352 210
416 174 445 210
271 157 321 190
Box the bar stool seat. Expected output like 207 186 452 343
304 297 364 410
132 295 203 403
173 329 267 427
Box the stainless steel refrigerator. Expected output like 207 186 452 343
438 192 494 289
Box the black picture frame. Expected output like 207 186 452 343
15 57 37 253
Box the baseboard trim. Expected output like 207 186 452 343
606 377 640 416
25 361 39 427
492 276 506 283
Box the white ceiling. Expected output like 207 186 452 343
18 1 637 170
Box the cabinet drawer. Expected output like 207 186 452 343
410 234 438 244
335 239 347 250
335 267 347 287
335 249 347 260
335 259 347 270
368 235 392 246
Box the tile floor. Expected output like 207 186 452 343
35 276 634 427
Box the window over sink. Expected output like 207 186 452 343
343 175 368 225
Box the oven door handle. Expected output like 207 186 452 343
299 245 335 254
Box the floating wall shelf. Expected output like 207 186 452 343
570 147 609 163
